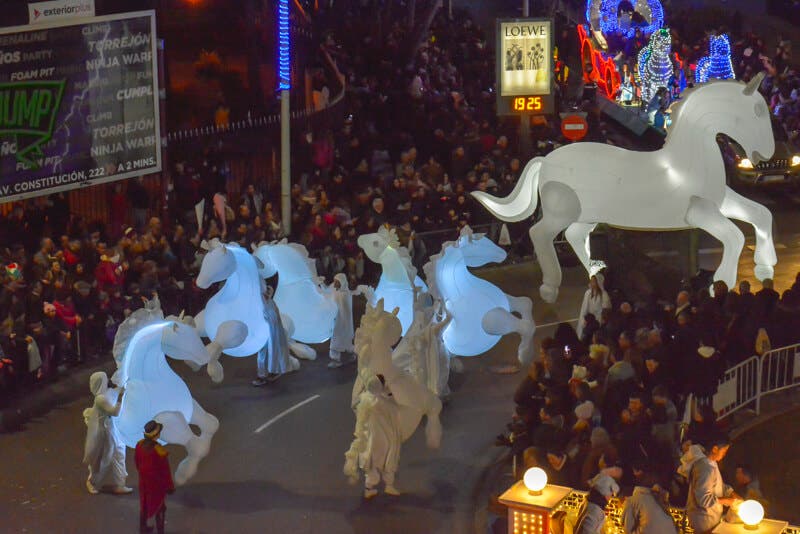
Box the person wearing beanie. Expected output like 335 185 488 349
575 473 619 533
135 420 174 534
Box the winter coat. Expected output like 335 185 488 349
622 486 678 534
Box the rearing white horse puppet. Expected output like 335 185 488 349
357 226 428 334
251 240 338 344
110 297 246 485
423 226 536 364
351 299 443 449
473 74 777 303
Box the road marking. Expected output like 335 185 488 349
254 394 320 434
537 318 579 329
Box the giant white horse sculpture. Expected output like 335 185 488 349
351 299 442 449
357 226 428 334
196 240 267 362
252 240 338 344
423 226 536 363
473 74 777 303
110 298 246 485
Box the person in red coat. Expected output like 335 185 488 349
135 421 174 533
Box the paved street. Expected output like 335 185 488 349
0 263 587 534
3 188 800 533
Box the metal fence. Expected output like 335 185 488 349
714 343 800 421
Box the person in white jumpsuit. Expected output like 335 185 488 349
327 273 365 368
83 371 132 495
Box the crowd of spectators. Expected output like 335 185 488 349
494 270 800 529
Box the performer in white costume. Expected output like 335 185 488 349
344 374 403 498
252 286 299 386
83 371 132 495
577 273 611 339
326 273 366 368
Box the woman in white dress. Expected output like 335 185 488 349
577 273 611 340
83 371 132 494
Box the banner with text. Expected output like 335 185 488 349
0 10 160 202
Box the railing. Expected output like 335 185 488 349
713 355 761 420
714 343 800 421
551 489 800 533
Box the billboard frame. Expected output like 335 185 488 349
496 17 554 116
0 10 161 203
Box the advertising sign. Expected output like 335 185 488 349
28 0 96 25
0 10 160 203
496 18 554 115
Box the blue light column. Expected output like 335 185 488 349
278 0 291 234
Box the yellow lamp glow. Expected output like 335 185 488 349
739 499 765 530
523 467 548 496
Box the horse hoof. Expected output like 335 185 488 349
754 264 774 281
539 285 558 303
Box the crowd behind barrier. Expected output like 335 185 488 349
0 1 797 409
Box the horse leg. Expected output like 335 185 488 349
719 186 777 281
685 196 745 290
482 297 536 365
565 222 602 276
172 399 219 486
423 393 443 449
184 310 209 373
529 182 581 303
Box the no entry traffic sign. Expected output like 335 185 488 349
561 114 588 141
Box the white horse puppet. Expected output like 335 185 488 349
110 297 246 485
473 74 777 303
423 226 536 364
351 299 442 449
252 240 338 344
357 226 428 334
196 240 267 365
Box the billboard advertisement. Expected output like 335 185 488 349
496 18 554 115
0 10 160 203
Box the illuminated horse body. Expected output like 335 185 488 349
252 240 338 344
352 300 442 449
110 299 245 485
357 227 427 334
423 226 536 364
637 28 672 103
696 34 735 84
473 75 777 303
196 240 267 365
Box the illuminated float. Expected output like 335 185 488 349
473 74 777 303
696 34 736 84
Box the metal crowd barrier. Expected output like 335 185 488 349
714 343 800 421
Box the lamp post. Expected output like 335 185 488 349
278 0 292 235
498 468 571 534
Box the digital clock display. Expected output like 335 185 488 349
512 96 543 111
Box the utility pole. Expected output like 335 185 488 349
278 0 292 235
519 0 532 158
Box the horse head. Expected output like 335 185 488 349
670 72 774 165
359 226 401 263
456 226 506 268
161 320 207 364
251 242 278 278
196 242 237 289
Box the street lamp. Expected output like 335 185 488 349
739 500 765 531
523 467 547 496
498 472 571 534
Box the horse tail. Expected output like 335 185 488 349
470 157 543 222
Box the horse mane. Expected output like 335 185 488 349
423 226 483 299
112 297 166 367
668 78 742 130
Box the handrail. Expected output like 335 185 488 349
714 342 800 422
